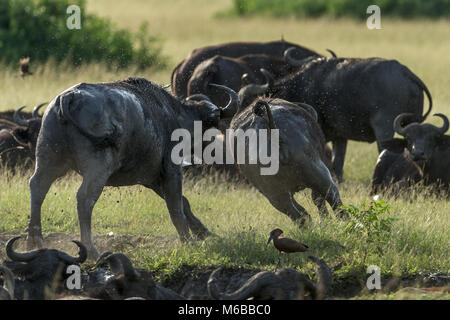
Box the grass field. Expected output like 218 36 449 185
0 0 449 299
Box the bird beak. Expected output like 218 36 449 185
267 235 273 245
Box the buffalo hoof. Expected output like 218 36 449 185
26 235 44 250
337 209 350 220
296 215 312 227
194 229 213 240
87 247 100 261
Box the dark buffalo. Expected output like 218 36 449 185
228 98 346 225
390 113 450 192
88 252 184 300
0 103 47 172
187 54 298 109
27 78 238 259
171 40 320 100
3 236 87 300
0 129 33 171
242 48 433 182
369 139 423 196
208 256 332 300
0 104 46 171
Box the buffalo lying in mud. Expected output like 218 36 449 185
208 256 331 300
387 113 450 193
242 47 433 182
228 98 346 225
370 139 423 196
1 236 87 300
171 40 320 100
85 252 184 300
26 78 238 259
0 104 46 171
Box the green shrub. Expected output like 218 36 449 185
230 0 450 19
0 0 166 69
342 200 397 265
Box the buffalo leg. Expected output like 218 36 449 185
331 139 347 183
265 192 311 226
76 169 110 260
181 196 212 239
158 165 191 242
371 115 395 153
152 182 211 240
311 190 329 217
27 158 68 250
309 162 348 219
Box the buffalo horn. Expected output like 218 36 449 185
13 107 28 126
433 113 449 134
32 102 47 118
209 84 239 119
393 113 415 136
57 240 88 264
6 236 40 262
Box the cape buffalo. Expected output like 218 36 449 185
3 236 87 300
187 54 298 109
207 256 332 300
26 78 238 259
242 48 433 182
390 113 450 192
0 104 46 171
228 98 346 225
171 40 320 100
369 142 423 196
89 252 184 300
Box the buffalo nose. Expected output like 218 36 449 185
411 151 426 161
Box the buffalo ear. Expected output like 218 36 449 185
379 138 407 153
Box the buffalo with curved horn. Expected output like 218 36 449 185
208 256 332 300
389 113 450 191
240 47 433 182
27 78 238 259
90 252 184 300
0 103 47 171
3 236 87 299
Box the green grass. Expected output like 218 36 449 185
0 0 449 298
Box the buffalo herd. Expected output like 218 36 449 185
1 39 449 299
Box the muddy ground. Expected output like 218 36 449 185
0 232 448 299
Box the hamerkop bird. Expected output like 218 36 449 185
267 228 309 266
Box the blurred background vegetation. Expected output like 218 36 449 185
229 0 450 19
0 0 166 70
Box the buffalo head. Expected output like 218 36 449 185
393 113 449 161
11 103 47 157
4 236 87 299
183 83 239 127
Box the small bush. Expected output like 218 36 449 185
230 0 450 19
342 200 397 265
0 0 166 69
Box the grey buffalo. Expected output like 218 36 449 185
228 98 346 225
26 77 238 259
242 47 433 182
